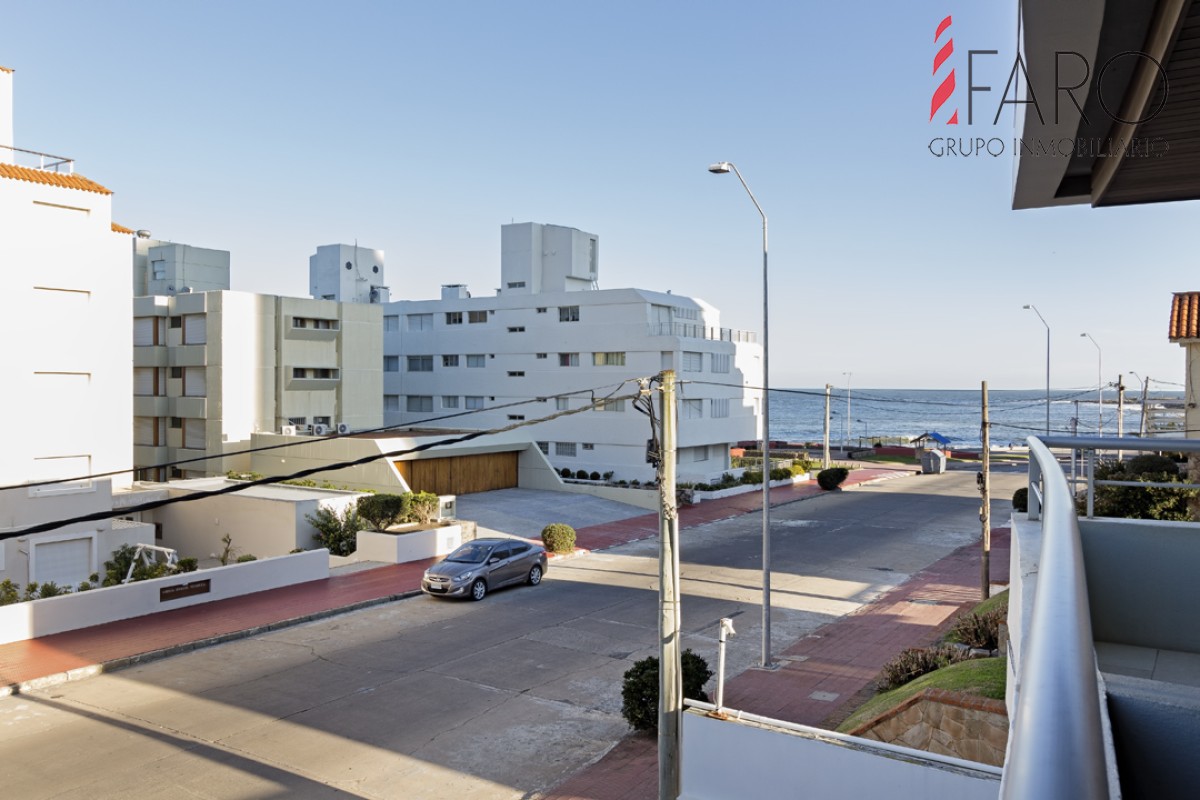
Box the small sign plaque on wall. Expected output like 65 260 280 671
159 579 211 602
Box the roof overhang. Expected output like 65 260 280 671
1013 0 1199 209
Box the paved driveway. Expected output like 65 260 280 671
455 487 650 539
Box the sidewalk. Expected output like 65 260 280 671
0 466 912 697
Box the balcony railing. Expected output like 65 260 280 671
0 144 75 173
649 322 757 343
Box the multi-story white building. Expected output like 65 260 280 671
132 290 384 480
0 65 154 587
376 223 761 483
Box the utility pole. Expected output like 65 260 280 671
1139 376 1150 437
656 371 681 800
980 381 991 600
823 384 832 469
1117 374 1125 460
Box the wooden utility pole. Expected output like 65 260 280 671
656 371 681 800
980 380 991 600
1139 376 1150 437
823 384 832 469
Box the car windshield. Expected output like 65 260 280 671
444 543 493 564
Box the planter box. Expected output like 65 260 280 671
356 523 463 564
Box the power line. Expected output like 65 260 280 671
2 381 648 541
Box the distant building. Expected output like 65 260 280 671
373 223 761 483
132 234 231 297
310 243 389 304
0 64 154 587
132 290 384 480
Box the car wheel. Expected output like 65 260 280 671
527 564 543 586
470 578 487 601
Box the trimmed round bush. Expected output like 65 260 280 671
541 523 577 553
589 471 601 481
621 650 714 733
1012 487 1028 512
575 469 590 480
560 467 573 479
817 467 849 491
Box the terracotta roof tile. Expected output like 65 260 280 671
1169 292 1200 340
0 162 111 195
0 66 13 74
111 222 134 234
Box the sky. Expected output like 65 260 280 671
2 1 1190 391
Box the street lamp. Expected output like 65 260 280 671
1023 305 1050 435
1081 333 1103 435
709 161 772 668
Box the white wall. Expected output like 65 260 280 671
680 710 1001 800
309 243 387 304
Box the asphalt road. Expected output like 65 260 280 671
0 470 1024 800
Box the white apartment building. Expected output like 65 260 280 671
378 223 761 483
0 65 154 587
132 290 384 480
132 234 231 297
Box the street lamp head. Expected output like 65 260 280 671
1080 332 1087 338
1023 304 1033 310
708 162 733 174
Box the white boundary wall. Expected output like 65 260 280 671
0 550 328 645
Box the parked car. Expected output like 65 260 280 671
421 537 547 600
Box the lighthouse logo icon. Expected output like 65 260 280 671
930 15 958 124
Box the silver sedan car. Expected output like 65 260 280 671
421 537 548 600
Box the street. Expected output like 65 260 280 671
0 470 1023 799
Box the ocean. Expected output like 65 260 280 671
767 388 1186 450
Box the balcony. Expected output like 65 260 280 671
0 144 74 173
649 322 757 343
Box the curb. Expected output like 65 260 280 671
0 589 423 698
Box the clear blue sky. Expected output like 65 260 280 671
3 1 1189 391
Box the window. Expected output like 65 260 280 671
134 368 159 397
507 281 526 289
675 306 699 320
407 356 434 372
559 353 579 367
507 326 525 333
152 259 167 280
287 416 307 426
292 317 338 330
711 353 731 373
445 311 463 325
711 398 730 418
536 307 547 313
556 397 569 411
466 354 485 368
442 396 459 409
559 306 580 322
184 367 206 397
508 414 526 421
169 417 183 429
598 399 626 412
466 396 484 410
555 442 577 457
537 441 550 455
536 353 547 359
170 366 183 379
468 310 487 323
384 395 400 411
384 356 399 372
683 399 703 419
407 313 433 331
682 351 703 372
314 416 332 427
133 317 158 346
292 367 340 380
169 316 182 329
593 352 626 367
406 395 434 412
693 445 709 462
508 371 525 377
582 443 595 451
384 315 399 332
442 354 459 367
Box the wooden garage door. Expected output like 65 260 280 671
396 452 519 495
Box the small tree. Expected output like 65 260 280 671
621 650 714 733
541 523 577 553
357 493 411 529
306 505 362 556
406 491 440 524
0 579 20 605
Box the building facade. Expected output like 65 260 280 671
0 65 153 587
378 223 761 483
132 290 384 480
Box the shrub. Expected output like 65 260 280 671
620 650 714 733
75 581 94 592
603 471 614 481
407 491 440 524
589 471 601 481
0 579 19 605
357 493 411 529
740 470 763 485
1086 457 1196 521
22 582 40 601
176 557 199 573
877 646 969 692
576 469 590 480
38 581 69 598
306 505 362 556
217 533 240 566
560 468 573 479
1012 487 1028 512
817 467 849 491
236 554 258 563
630 479 641 487
102 544 173 586
769 467 792 481
950 608 1007 651
792 458 815 475
541 523 577 553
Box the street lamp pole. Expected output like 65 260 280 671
1081 333 1103 435
1024 305 1051 435
709 161 772 668
843 372 853 447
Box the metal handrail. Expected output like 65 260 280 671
1001 436 1109 799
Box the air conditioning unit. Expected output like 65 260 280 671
281 425 297 436
313 424 329 435
336 422 351 435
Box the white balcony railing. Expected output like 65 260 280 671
0 143 75 173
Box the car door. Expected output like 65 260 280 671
488 544 518 587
